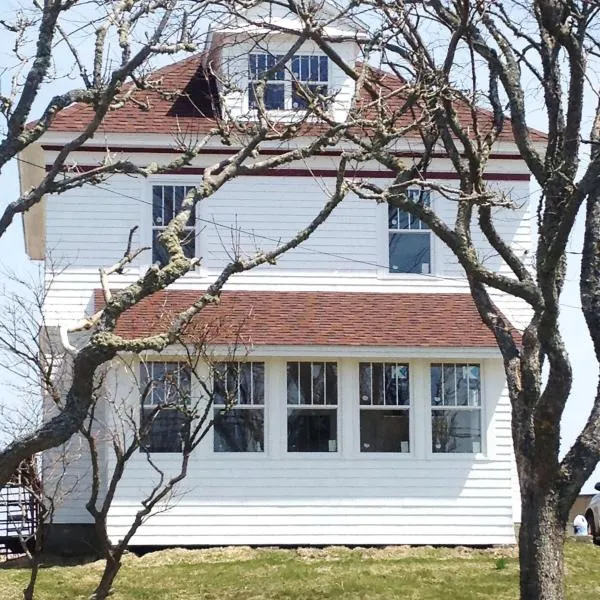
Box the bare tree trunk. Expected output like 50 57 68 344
518 485 567 600
90 552 122 600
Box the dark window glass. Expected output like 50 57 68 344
213 362 265 453
140 362 191 453
214 409 264 452
151 185 195 266
389 231 431 274
287 408 337 452
432 409 481 453
431 363 482 453
360 410 410 453
287 361 338 452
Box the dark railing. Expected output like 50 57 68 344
0 459 41 558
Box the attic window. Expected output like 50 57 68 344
248 53 329 111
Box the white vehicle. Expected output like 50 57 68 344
585 483 600 544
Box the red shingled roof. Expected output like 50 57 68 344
44 53 546 144
94 290 509 348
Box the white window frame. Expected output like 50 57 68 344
212 361 266 454
285 360 340 455
247 52 330 113
139 360 192 454
142 177 201 272
428 362 485 456
377 189 435 278
358 362 412 454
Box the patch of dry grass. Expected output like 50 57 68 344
0 541 597 600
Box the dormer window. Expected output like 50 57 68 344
248 53 329 111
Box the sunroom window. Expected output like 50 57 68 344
431 363 482 453
388 189 431 274
213 362 265 452
248 53 329 111
140 362 191 453
152 185 196 266
359 362 410 453
287 361 338 452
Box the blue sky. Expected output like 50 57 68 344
0 3 598 495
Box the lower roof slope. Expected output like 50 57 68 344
94 290 507 348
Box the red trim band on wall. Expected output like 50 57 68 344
45 164 531 181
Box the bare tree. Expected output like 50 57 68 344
231 1 600 598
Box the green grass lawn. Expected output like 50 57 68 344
1 541 599 600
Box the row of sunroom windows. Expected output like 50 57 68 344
140 361 482 455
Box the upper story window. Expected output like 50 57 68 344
286 361 338 452
152 185 196 266
213 362 265 453
359 362 410 453
248 53 329 111
431 363 482 454
140 361 191 453
388 190 431 274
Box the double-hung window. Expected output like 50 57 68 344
213 362 265 452
388 189 431 274
287 361 338 452
248 53 329 111
431 363 482 453
359 362 410 453
152 185 196 266
140 362 191 453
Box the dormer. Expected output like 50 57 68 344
203 1 367 122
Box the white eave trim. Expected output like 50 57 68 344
134 344 502 360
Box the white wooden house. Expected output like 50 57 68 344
18 2 544 549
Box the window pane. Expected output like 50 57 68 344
299 362 312 404
325 362 338 405
359 363 371 405
312 362 325 405
180 228 195 260
443 365 456 406
287 408 337 452
252 362 265 404
152 229 168 266
319 56 328 81
239 362 252 405
301 55 309 80
397 365 410 405
360 409 410 453
214 408 264 452
310 55 319 80
389 232 431 274
213 363 226 405
141 407 188 453
432 409 481 453
372 362 384 405
456 364 469 406
287 362 299 404
152 186 163 225
431 364 442 406
469 365 481 407
264 83 285 109
384 363 397 406
163 186 174 225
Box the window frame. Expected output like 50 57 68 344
212 361 266 454
139 360 192 454
428 362 485 456
285 360 340 455
357 362 412 455
247 52 330 113
387 189 433 275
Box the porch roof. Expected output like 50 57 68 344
94 290 516 349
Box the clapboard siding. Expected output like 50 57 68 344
93 357 517 546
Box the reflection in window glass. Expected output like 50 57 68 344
213 362 265 453
359 363 410 453
287 362 338 452
431 363 482 453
